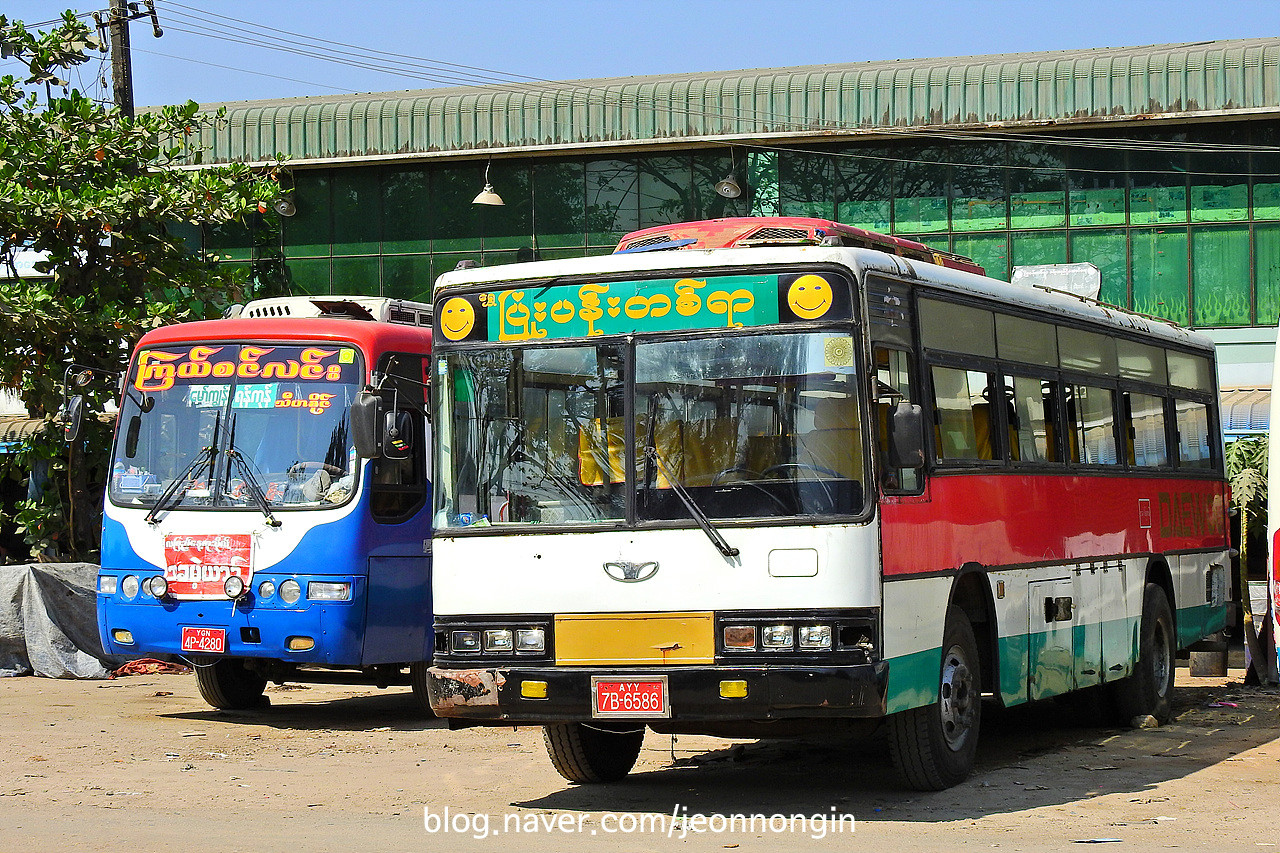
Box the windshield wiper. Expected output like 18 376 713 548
145 409 222 524
224 414 281 527
642 446 739 558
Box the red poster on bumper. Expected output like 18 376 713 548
163 534 252 599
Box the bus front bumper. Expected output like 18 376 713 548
426 662 888 724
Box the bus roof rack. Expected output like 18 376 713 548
614 217 984 276
228 295 433 327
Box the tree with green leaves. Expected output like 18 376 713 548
1226 434 1273 683
0 11 286 561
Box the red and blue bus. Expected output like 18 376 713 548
93 296 435 710
425 217 1230 788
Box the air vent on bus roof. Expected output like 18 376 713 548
736 227 812 245
622 234 677 252
238 296 433 326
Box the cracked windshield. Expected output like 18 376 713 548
436 331 866 529
109 343 363 510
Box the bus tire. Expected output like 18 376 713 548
1110 583 1175 724
409 661 435 716
543 722 644 784
194 658 268 710
887 605 982 791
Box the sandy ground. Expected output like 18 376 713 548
0 663 1277 852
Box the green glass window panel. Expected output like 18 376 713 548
1191 226 1250 326
1010 231 1067 268
948 151 1005 232
1131 227 1189 324
1130 185 1188 225
537 232 587 249
167 220 203 255
331 167 382 255
382 255 433 302
1010 191 1066 228
1070 229 1128 308
692 152 749 220
838 199 890 231
586 159 639 244
206 219 253 261
382 169 431 253
1069 187 1126 226
330 256 381 297
952 233 1009 281
535 246 589 261
1254 182 1280 220
481 248 520 267
746 149 781 217
533 161 585 245
1190 130 1249 223
1191 183 1248 222
1256 224 1280 325
284 258 331 295
836 147 892 231
779 150 834 221
919 298 995 356
481 234 533 251
485 161 532 240
893 196 947 233
781 200 835 218
283 171 331 258
638 156 693 227
430 162 484 245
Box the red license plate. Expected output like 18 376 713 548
181 626 226 654
592 677 669 718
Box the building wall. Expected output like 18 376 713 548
205 118 1280 381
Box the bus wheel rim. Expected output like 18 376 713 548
940 643 976 750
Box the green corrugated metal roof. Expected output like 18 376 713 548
187 38 1280 166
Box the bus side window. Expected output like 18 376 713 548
874 348 921 493
372 354 429 523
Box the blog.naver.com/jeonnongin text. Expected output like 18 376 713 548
424 804 856 840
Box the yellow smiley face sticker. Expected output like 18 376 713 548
786 274 834 320
440 297 476 341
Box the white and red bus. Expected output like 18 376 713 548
425 217 1230 789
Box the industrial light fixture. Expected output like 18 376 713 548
715 148 744 199
272 195 296 217
472 159 505 206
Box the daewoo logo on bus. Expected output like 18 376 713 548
134 346 344 392
603 561 660 582
1157 491 1226 538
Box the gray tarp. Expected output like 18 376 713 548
0 562 127 678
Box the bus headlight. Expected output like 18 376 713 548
307 581 351 601
515 628 545 653
279 579 302 605
761 625 794 649
121 575 140 600
257 580 276 600
98 575 118 595
224 575 246 599
723 625 757 650
147 575 169 599
451 630 480 654
798 625 832 650
483 629 513 652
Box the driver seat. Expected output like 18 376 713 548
797 397 862 480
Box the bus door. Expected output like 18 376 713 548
363 352 433 667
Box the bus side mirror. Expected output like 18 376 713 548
64 395 84 442
382 410 414 461
351 392 382 458
889 401 926 470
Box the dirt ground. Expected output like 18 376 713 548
0 662 1277 852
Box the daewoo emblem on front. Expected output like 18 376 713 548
603 561 660 583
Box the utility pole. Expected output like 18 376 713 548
97 0 163 119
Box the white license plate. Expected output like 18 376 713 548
181 626 226 654
591 676 669 718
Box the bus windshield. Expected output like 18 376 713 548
436 330 867 529
109 343 364 511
